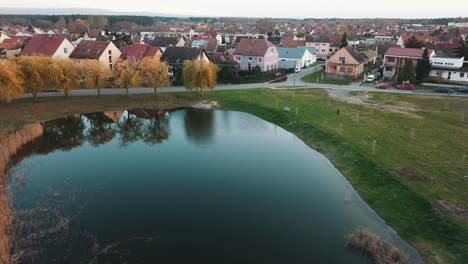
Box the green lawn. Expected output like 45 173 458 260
301 70 352 85
1 89 467 263
211 89 468 264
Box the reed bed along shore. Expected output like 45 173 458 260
0 124 44 264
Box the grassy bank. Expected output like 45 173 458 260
210 89 468 263
1 89 467 263
301 70 352 85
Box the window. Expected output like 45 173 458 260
64 48 68 54
322 43 326 46
461 73 465 78
322 49 326 52
329 49 333 52
339 67 345 72
387 58 395 62
236 56 241 60
109 56 112 63
347 68 353 73
108 50 112 55
258 58 262 62
76 59 80 64
249 57 252 61
339 57 346 63
386 66 393 71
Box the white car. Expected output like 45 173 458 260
366 75 376 82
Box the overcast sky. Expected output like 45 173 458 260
2 0 468 18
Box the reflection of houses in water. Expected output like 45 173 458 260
127 108 166 119
103 111 124 123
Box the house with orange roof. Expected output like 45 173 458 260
119 44 162 65
325 46 365 78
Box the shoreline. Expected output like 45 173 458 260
0 124 44 264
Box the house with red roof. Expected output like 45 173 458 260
119 44 162 65
325 46 365 78
20 35 74 59
69 40 121 69
383 47 435 78
233 38 279 72
397 34 427 48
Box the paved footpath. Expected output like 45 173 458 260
22 67 468 99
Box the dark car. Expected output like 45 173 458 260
458 86 468 93
433 87 454 93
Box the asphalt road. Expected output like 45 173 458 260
22 67 468 98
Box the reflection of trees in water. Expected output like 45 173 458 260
84 113 117 147
42 115 86 152
184 109 215 144
142 117 169 145
118 112 144 147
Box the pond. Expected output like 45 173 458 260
7 109 421 263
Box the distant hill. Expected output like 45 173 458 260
0 7 188 17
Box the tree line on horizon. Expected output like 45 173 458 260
0 57 217 102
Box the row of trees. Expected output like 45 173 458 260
0 57 217 103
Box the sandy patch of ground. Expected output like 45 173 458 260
432 200 468 220
327 90 422 119
191 101 219 110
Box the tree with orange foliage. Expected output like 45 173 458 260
113 61 140 95
182 59 217 93
50 59 80 96
80 60 112 96
138 58 171 95
14 56 53 99
0 60 23 102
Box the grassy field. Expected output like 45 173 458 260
301 70 352 85
1 89 467 263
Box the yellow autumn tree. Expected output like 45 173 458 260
14 56 53 99
0 60 23 102
80 60 111 96
50 59 80 96
182 59 217 93
113 61 140 95
138 58 171 95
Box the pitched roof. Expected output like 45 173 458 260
184 37 218 52
281 36 306 48
120 44 161 64
344 46 365 63
400 34 426 43
277 47 307 59
160 46 206 64
149 36 180 47
20 35 67 56
233 38 275 56
69 40 111 59
385 47 433 58
305 35 331 43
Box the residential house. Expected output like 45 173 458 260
184 37 218 53
232 38 279 72
429 56 467 83
0 32 11 43
325 46 365 78
20 35 74 59
383 47 435 78
0 36 30 59
281 36 307 48
277 47 317 70
359 50 377 65
160 46 210 79
119 44 163 65
397 34 427 47
69 40 121 69
149 37 185 51
305 35 330 57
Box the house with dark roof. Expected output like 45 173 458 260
160 47 210 66
305 35 331 57
119 44 162 65
397 34 427 48
20 35 74 58
383 47 435 78
325 46 365 78
149 37 185 51
184 37 218 53
69 40 121 69
233 38 278 72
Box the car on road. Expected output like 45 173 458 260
375 83 391 89
458 86 468 93
433 87 454 94
366 75 376 82
396 83 415 90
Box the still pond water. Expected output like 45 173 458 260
8 109 420 263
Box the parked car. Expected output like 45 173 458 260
458 86 468 93
366 75 376 82
375 83 391 89
433 87 454 93
396 83 415 90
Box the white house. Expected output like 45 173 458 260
429 56 468 83
277 47 317 70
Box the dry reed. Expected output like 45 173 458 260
0 124 44 264
346 228 409 264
